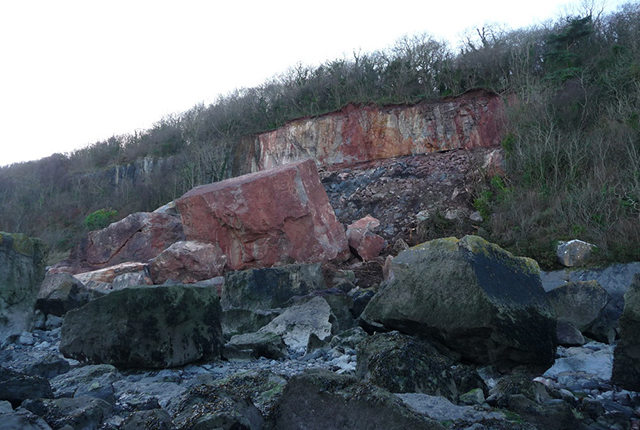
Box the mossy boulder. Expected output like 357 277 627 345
60 285 223 368
0 232 48 342
361 235 556 370
356 332 485 402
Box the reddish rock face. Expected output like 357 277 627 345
236 89 505 174
347 215 387 261
176 159 349 271
60 212 185 274
149 241 227 284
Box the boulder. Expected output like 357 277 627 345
176 159 349 271
221 308 280 338
0 408 53 430
361 235 556 369
149 241 227 284
258 296 336 352
0 367 52 407
172 384 264 430
556 239 596 267
72 262 148 284
36 272 100 317
612 274 640 390
221 263 326 311
346 215 387 261
268 369 444 430
223 331 287 360
50 364 119 404
0 349 69 380
356 332 477 401
59 212 184 273
0 233 47 342
60 285 223 368
22 396 113 430
546 280 610 334
119 409 173 430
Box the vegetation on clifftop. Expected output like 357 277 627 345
0 2 639 267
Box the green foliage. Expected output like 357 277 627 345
84 208 118 231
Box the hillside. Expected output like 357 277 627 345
1 3 639 267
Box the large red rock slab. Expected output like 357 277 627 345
176 159 349 271
53 212 185 274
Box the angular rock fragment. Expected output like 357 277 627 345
36 272 100 316
149 241 227 284
346 215 387 261
361 235 556 370
176 159 349 270
60 285 223 368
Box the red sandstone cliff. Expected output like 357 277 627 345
234 89 505 174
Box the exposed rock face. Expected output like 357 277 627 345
237 89 505 173
149 241 227 284
346 215 387 261
612 274 640 390
56 212 184 274
0 232 47 342
221 263 326 311
361 235 557 369
60 285 223 368
72 262 148 285
177 159 349 271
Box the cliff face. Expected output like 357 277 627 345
236 89 505 174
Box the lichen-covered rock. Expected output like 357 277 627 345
221 263 326 311
149 241 227 284
0 232 47 343
176 159 349 271
361 235 556 369
356 332 480 401
612 274 640 390
269 368 444 430
60 285 223 368
556 239 596 267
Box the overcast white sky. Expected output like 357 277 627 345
0 0 625 166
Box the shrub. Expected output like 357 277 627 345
83 208 118 231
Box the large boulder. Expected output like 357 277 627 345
175 159 349 271
361 235 556 369
221 263 326 311
612 274 640 390
0 232 47 342
269 369 444 430
60 285 223 368
55 212 184 274
149 241 227 284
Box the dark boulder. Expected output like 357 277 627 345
361 235 556 370
60 285 223 368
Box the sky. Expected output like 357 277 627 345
0 0 625 166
